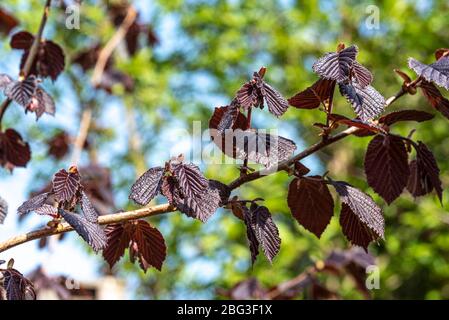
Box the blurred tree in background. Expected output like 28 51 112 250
0 0 449 299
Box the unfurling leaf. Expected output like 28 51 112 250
407 141 442 202
287 176 334 238
17 192 50 215
352 61 374 88
0 195 7 224
80 191 99 223
0 129 31 169
339 81 385 121
364 135 410 204
293 161 310 177
419 81 449 119
208 103 248 133
129 167 164 206
288 78 335 109
58 209 107 252
214 129 296 168
34 204 58 217
27 88 56 120
52 168 81 203
312 45 358 82
4 75 38 107
408 56 449 90
172 163 208 199
10 31 65 81
244 205 281 264
0 268 36 300
236 71 288 117
243 206 259 265
331 181 384 250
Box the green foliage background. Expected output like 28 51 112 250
1 0 449 299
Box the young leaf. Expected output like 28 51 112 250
293 161 310 177
287 176 334 238
419 80 449 119
312 45 358 82
0 8 19 35
407 141 442 202
103 223 132 269
331 181 385 250
339 81 386 121
288 78 336 109
249 205 281 264
34 204 58 217
364 134 410 204
4 76 38 107
58 209 107 252
0 129 31 169
17 192 50 215
408 57 449 90
261 81 289 117
172 162 208 199
352 61 373 88
0 195 7 224
129 167 164 206
80 191 99 223
52 168 81 203
209 103 248 133
236 79 263 110
220 129 296 168
129 220 167 272
27 87 56 120
0 73 13 89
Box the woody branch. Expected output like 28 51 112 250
0 80 414 254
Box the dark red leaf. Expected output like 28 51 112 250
261 82 289 117
52 168 81 203
287 176 334 238
58 209 107 252
208 103 248 132
435 48 449 61
409 57 449 90
288 78 336 109
0 128 31 169
0 8 19 35
293 161 310 177
378 110 434 126
364 134 410 204
331 181 384 250
103 223 131 269
419 80 449 119
236 81 262 110
243 206 259 265
129 167 164 206
10 31 33 49
47 131 70 159
26 87 56 120
130 220 167 272
339 81 385 121
312 45 358 82
407 141 442 202
11 31 65 81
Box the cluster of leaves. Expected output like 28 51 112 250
0 259 35 300
17 166 107 252
218 247 375 300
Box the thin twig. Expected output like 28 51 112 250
0 204 175 253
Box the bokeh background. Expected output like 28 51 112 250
0 0 449 299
